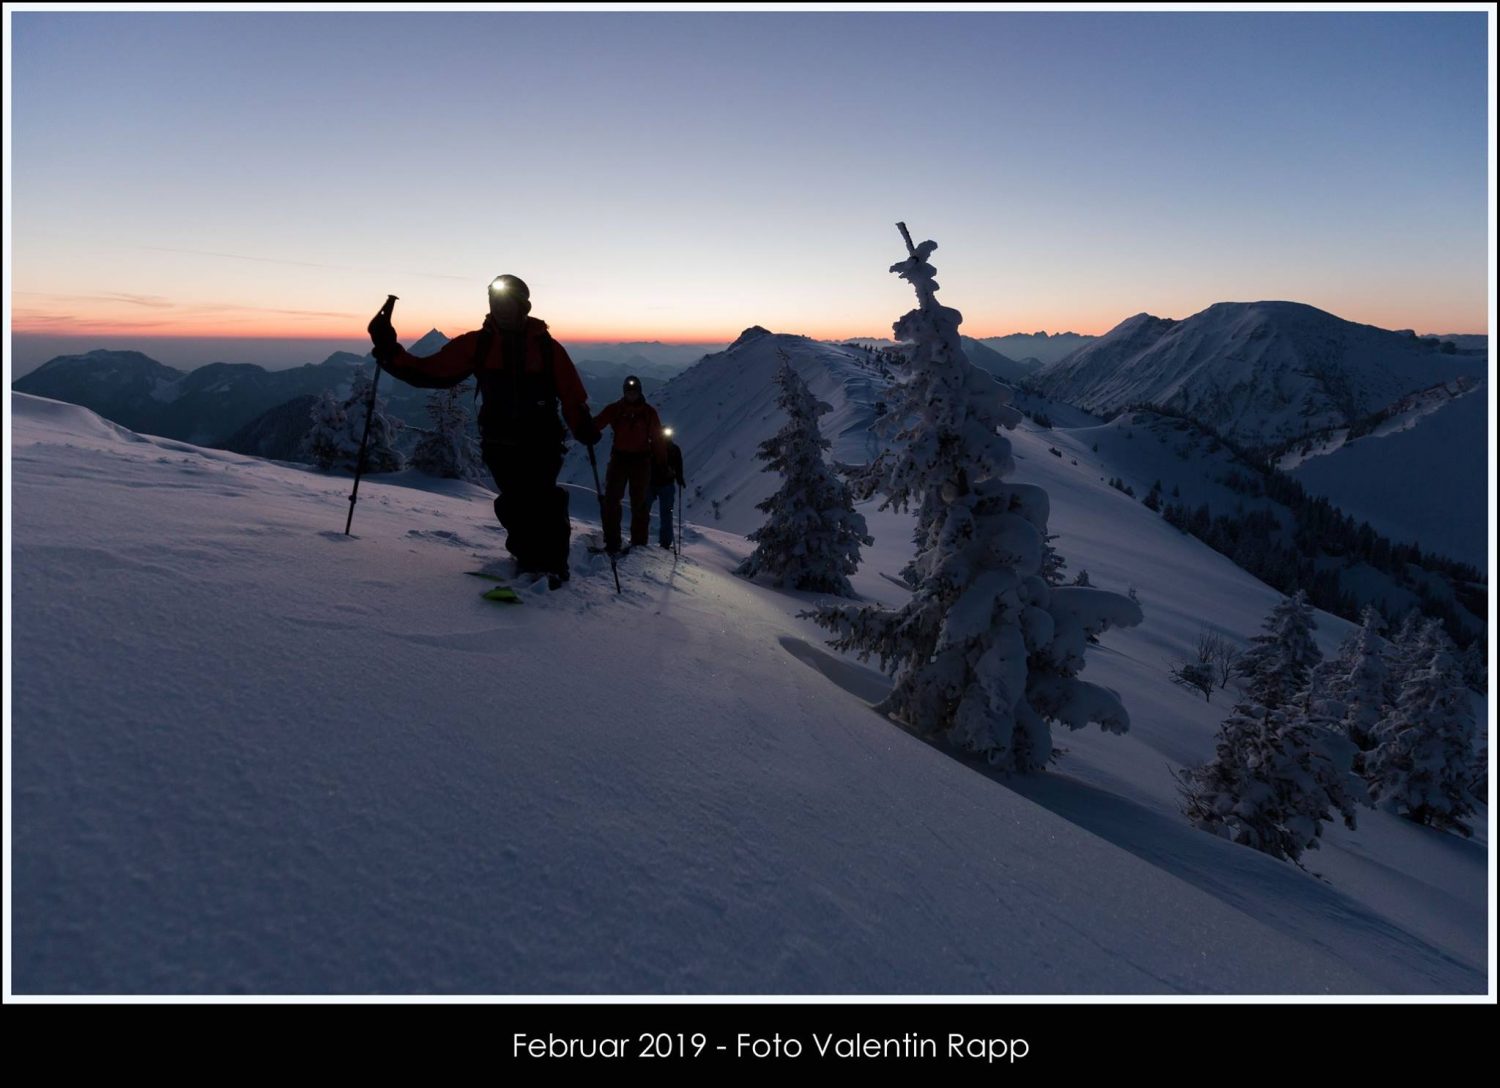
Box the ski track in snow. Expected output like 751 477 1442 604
8 389 1488 996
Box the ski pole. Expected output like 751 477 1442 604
346 294 398 535
675 484 682 562
587 444 621 594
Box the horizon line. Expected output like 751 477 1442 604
7 327 1134 345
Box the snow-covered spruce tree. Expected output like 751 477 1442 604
736 352 872 595
303 389 349 470
1381 610 1429 705
1308 605 1387 751
1235 590 1321 709
1364 647 1479 837
807 225 1142 772
303 368 404 473
1176 702 1361 864
1459 639 1487 695
412 385 483 481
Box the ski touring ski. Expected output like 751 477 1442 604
466 569 567 596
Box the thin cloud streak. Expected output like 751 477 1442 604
98 292 177 309
182 303 360 320
133 243 472 282
17 293 361 322
15 290 177 309
12 311 180 331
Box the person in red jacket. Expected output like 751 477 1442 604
368 274 598 585
594 376 668 554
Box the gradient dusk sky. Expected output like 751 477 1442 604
6 7 1492 363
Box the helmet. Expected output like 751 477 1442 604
488 274 530 301
623 375 642 394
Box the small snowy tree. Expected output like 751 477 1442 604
1040 531 1068 587
1172 627 1232 703
1206 631 1240 690
303 368 404 473
808 224 1142 772
1177 703 1362 864
411 385 483 481
1171 660 1215 702
1235 590 1321 709
1364 648 1479 837
737 353 872 595
304 389 350 470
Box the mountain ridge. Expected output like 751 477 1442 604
1031 301 1486 451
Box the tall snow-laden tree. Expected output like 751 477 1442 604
808 224 1142 772
412 385 484 481
1364 648 1479 837
303 368 405 473
1235 590 1321 709
1309 605 1387 751
1458 639 1487 695
1177 702 1362 864
1381 610 1429 705
737 352 872 595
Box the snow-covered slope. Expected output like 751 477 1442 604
960 336 1037 384
1028 408 1486 633
1033 302 1486 451
1284 380 1490 571
10 390 1488 994
563 327 889 536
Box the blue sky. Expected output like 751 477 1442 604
7 8 1491 361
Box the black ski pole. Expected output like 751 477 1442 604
587 444 621 594
346 293 398 536
675 484 682 562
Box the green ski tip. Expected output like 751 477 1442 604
481 586 522 604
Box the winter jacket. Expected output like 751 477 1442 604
376 316 592 443
595 398 667 465
651 441 685 490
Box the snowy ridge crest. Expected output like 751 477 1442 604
1033 301 1486 450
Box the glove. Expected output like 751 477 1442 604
676 475 686 488
574 417 600 447
368 312 397 359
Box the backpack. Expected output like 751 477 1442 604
471 324 561 445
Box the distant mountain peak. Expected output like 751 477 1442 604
730 326 773 350
1032 301 1487 451
22 348 183 381
317 351 368 368
408 329 450 358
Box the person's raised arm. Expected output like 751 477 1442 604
376 330 481 390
